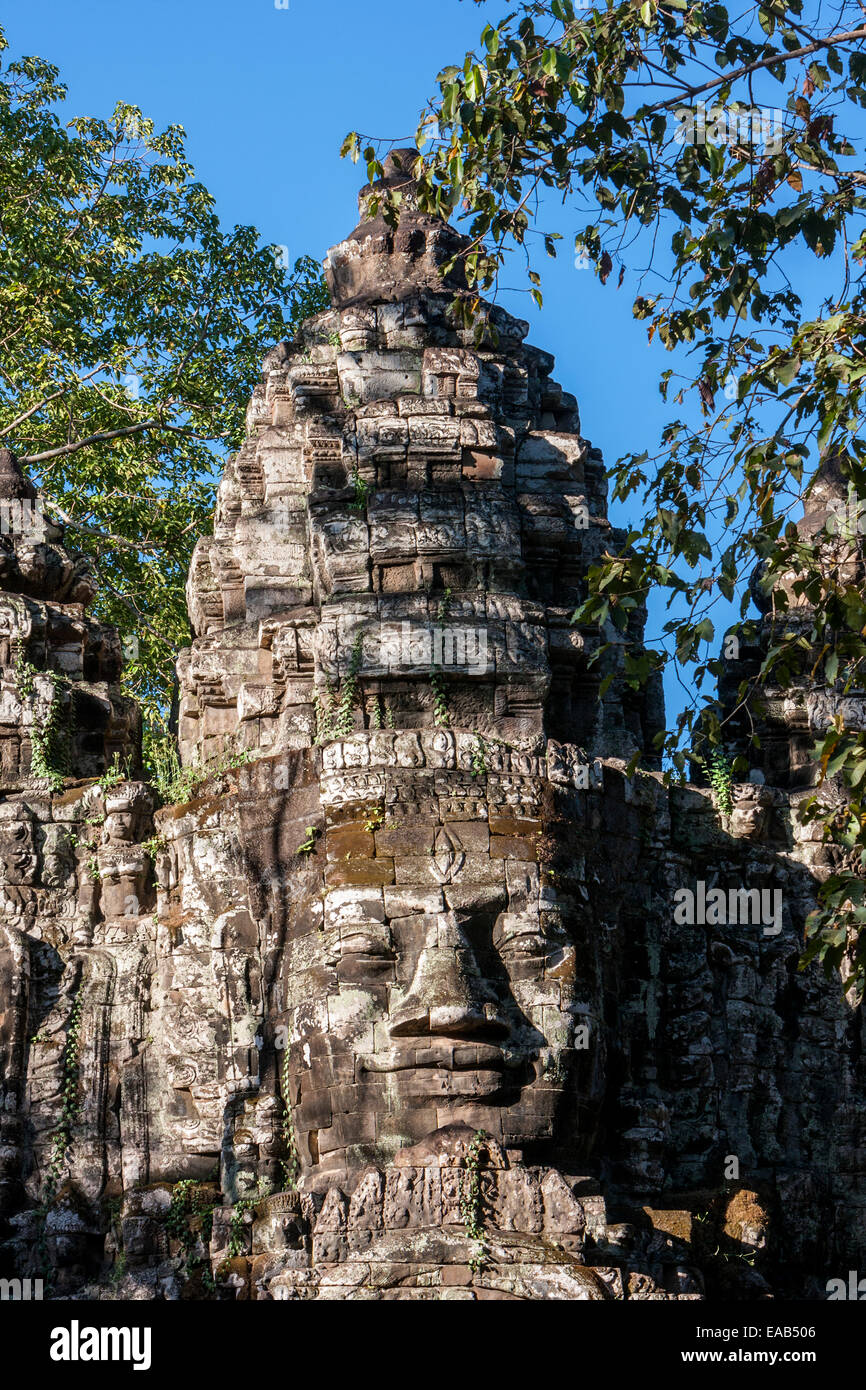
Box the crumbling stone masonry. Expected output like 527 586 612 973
0 152 863 1301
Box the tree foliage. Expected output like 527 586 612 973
0 27 329 729
343 0 866 990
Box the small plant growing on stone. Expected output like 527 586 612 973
470 735 488 779
108 1250 128 1288
98 752 129 792
430 669 450 728
296 825 319 855
334 632 364 737
363 805 385 833
348 466 369 512
702 747 734 816
314 633 364 743
146 739 252 807
313 683 338 744
14 644 75 788
429 589 452 728
13 636 33 696
144 728 182 801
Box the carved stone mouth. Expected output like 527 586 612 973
362 1042 508 1074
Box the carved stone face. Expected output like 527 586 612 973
103 784 151 846
103 808 136 845
40 824 75 889
729 785 771 842
280 764 601 1180
0 811 38 885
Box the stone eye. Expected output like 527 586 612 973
495 913 567 962
336 926 395 983
500 933 549 959
495 918 550 959
340 927 393 958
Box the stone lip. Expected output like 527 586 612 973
392 1123 509 1169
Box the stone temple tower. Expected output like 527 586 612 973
179 149 664 770
0 153 865 1301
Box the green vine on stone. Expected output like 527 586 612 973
436 587 453 625
470 735 488 780
703 748 734 816
166 1178 217 1292
460 1130 488 1273
23 662 74 792
314 632 364 744
41 991 84 1208
335 632 363 737
429 587 452 728
430 669 450 728
13 636 33 697
280 1050 300 1192
313 684 338 744
35 989 84 1281
223 1177 272 1265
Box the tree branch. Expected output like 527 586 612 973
0 363 112 437
20 419 224 463
643 25 866 115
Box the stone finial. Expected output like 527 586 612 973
325 146 473 309
798 454 853 542
0 450 37 502
356 147 423 218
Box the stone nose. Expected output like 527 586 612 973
388 912 509 1041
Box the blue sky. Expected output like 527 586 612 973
2 0 815 733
